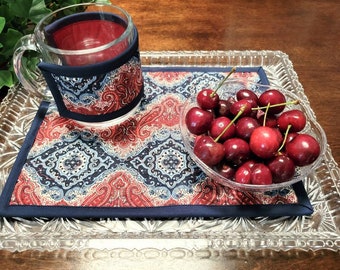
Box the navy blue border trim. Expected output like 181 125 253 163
0 101 50 212
0 67 313 219
0 181 313 219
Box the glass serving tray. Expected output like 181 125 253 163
0 51 339 253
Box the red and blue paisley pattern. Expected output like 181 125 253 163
52 56 143 115
9 70 298 208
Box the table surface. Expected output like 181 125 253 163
1 0 339 269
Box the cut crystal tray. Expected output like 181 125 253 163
0 51 339 252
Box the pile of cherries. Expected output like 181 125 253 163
185 71 321 185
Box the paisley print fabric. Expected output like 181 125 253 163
51 56 143 115
0 67 313 218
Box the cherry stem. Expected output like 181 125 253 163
214 104 246 142
262 102 270 126
252 99 299 111
210 66 237 97
278 124 292 153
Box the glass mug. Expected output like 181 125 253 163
13 3 144 124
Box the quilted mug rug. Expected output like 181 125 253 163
0 67 313 218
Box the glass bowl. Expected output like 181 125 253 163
179 79 327 192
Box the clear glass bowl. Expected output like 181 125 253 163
180 79 327 192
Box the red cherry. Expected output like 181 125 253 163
223 138 250 166
235 161 272 185
285 134 320 166
277 109 307 132
258 89 286 115
267 154 296 183
250 163 273 185
209 116 235 142
236 89 259 103
235 163 252 184
235 116 260 141
185 107 213 135
197 88 219 110
196 67 237 111
249 126 281 159
193 135 225 166
230 99 252 116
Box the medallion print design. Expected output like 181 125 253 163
25 130 118 203
10 70 299 208
51 56 143 115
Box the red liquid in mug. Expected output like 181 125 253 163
51 18 128 66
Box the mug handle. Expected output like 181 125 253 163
13 34 51 99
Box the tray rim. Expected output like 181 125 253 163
0 50 339 252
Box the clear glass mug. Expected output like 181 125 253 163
13 3 143 124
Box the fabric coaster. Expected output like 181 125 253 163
0 67 313 218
